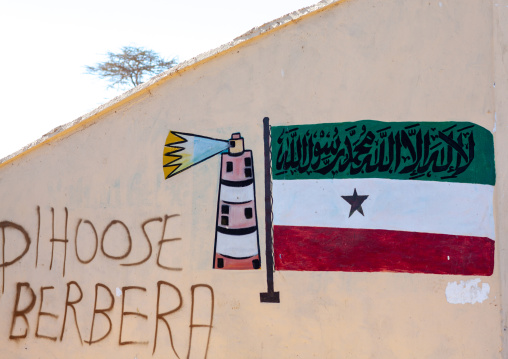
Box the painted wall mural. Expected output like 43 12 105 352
0 119 497 357
163 131 261 270
270 121 496 275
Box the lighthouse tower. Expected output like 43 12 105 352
213 133 261 270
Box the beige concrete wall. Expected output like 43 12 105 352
494 0 508 356
0 0 504 358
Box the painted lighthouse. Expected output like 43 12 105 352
213 133 261 269
163 130 261 270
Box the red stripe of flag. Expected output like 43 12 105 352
274 225 494 275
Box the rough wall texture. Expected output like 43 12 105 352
0 0 505 358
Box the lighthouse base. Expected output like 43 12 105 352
214 253 261 270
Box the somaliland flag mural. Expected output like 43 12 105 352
270 121 495 275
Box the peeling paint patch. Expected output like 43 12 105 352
446 279 490 304
116 287 122 297
493 112 497 133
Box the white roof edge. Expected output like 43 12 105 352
0 0 340 165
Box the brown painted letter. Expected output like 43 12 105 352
186 284 214 359
36 286 58 341
49 207 69 277
35 206 40 268
119 286 148 345
60 281 83 343
10 282 36 340
153 281 182 357
157 215 182 271
0 221 31 294
86 283 114 345
101 220 132 260
74 219 99 264
122 217 161 266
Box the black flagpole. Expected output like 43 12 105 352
260 117 280 303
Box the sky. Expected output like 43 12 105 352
0 0 318 160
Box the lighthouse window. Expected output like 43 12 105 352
244 157 252 166
221 216 229 226
221 205 230 214
217 258 224 268
244 208 253 219
229 140 236 148
226 161 233 172
245 168 252 178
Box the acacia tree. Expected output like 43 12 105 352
86 46 178 88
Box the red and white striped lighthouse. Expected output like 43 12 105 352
213 133 261 270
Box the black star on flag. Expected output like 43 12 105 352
341 188 369 217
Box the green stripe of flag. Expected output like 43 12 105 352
270 120 495 185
